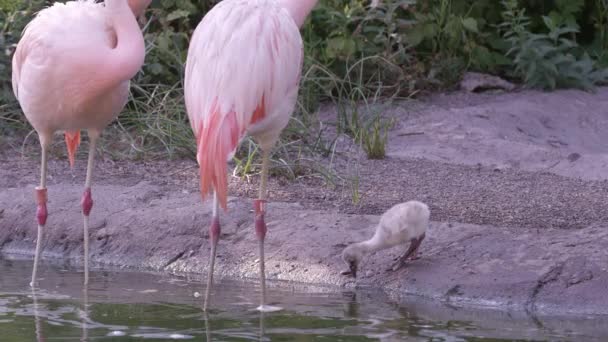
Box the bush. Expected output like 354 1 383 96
1 0 607 162
500 0 608 90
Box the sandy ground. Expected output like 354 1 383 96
1 88 607 316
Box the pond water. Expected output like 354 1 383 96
0 258 606 341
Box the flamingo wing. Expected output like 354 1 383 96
185 0 303 209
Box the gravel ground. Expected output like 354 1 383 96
1 87 608 316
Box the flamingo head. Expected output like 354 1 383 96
127 0 152 17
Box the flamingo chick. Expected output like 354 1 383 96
184 0 318 311
12 0 150 286
341 201 430 278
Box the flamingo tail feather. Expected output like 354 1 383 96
64 130 81 168
197 103 240 210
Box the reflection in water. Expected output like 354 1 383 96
1 259 607 341
203 311 211 341
31 288 43 342
81 285 89 342
30 284 91 342
259 311 265 342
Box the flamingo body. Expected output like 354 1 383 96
185 0 318 311
185 0 304 209
12 0 143 140
12 0 150 287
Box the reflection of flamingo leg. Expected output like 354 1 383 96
203 311 211 341
259 311 265 341
81 284 89 341
31 288 44 342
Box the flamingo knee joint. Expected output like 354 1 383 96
35 187 48 226
81 187 93 217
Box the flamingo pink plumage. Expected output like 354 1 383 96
184 0 318 311
12 0 151 287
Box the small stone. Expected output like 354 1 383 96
193 292 201 298
139 289 158 294
460 72 515 93
169 333 190 339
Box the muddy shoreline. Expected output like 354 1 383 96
2 88 608 317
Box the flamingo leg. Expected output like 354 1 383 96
82 132 98 285
407 232 425 261
387 233 426 272
255 149 281 312
203 192 221 312
31 139 49 288
256 150 270 309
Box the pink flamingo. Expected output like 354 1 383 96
12 0 151 287
185 0 318 311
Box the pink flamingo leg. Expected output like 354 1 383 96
31 141 49 288
81 133 98 285
254 198 267 306
255 150 281 312
203 192 221 312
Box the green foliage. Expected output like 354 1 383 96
138 0 214 85
501 0 608 90
1 0 608 171
407 0 479 56
590 0 608 67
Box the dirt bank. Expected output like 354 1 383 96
1 88 608 316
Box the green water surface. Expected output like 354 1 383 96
0 258 606 341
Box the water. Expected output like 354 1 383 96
0 259 606 341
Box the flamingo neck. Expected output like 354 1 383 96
127 0 152 17
277 0 319 27
104 0 146 84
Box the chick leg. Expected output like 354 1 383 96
406 233 425 261
387 233 425 272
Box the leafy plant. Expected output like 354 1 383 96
547 0 585 29
590 0 608 67
501 0 608 90
407 0 479 57
405 0 496 86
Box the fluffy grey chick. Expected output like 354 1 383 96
341 200 430 277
